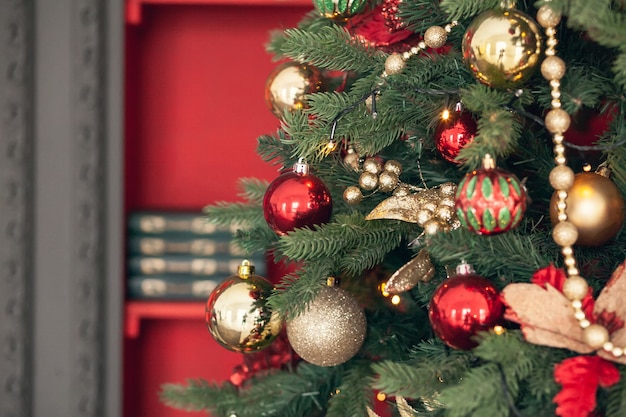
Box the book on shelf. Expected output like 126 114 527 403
127 235 246 257
127 275 220 300
127 211 242 236
127 255 267 277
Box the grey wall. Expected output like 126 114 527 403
0 1 123 416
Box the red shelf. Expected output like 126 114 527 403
125 301 206 338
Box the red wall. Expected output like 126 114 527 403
124 4 309 417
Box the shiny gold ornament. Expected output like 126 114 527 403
416 209 434 227
265 62 325 120
550 171 625 246
423 219 442 235
363 157 383 174
384 53 406 75
286 284 366 367
378 171 400 192
393 185 411 197
343 186 364 205
205 260 282 353
385 249 436 294
462 7 543 88
424 26 448 48
359 172 379 190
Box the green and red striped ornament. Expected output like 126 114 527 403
313 0 367 19
455 154 527 235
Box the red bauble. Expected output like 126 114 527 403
435 111 477 163
429 264 503 350
263 160 333 235
455 155 527 235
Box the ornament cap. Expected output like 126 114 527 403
293 158 310 175
596 164 611 178
482 154 496 170
455 260 475 275
326 276 340 287
500 0 516 9
237 259 255 279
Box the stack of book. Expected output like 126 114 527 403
126 211 266 300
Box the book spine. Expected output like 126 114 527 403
127 275 221 300
127 255 266 276
127 236 246 257
127 211 240 236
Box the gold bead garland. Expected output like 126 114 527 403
540 2 621 358
380 21 458 80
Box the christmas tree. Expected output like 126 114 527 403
160 0 626 416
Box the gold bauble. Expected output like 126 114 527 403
424 26 448 49
562 275 589 301
206 261 282 353
378 171 400 192
359 172 379 191
545 108 571 134
265 62 324 120
383 160 403 176
549 165 575 191
286 285 366 367
462 8 543 88
541 56 566 81
583 324 610 349
343 149 361 171
384 53 406 75
536 5 561 28
550 172 625 246
363 157 383 174
343 186 364 205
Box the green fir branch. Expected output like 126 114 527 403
426 226 553 283
160 379 239 415
439 0 501 20
326 362 376 417
256 129 297 167
203 201 266 228
236 177 271 202
233 226 278 256
606 369 626 417
371 352 469 399
268 259 334 320
276 25 383 72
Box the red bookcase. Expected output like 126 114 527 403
123 2 310 416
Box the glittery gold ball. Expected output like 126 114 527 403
286 285 366 367
424 26 448 49
541 56 566 81
552 221 579 247
536 5 562 28
435 205 454 223
438 182 457 197
545 108 571 134
416 209 434 227
549 165 575 191
393 185 411 197
359 172 379 191
423 219 442 235
583 324 610 350
343 186 363 205
439 197 456 208
384 53 406 75
378 171 400 192
363 158 383 174
562 275 589 301
383 160 403 176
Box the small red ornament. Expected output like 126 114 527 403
435 110 477 163
455 154 527 235
429 262 503 350
263 159 333 235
